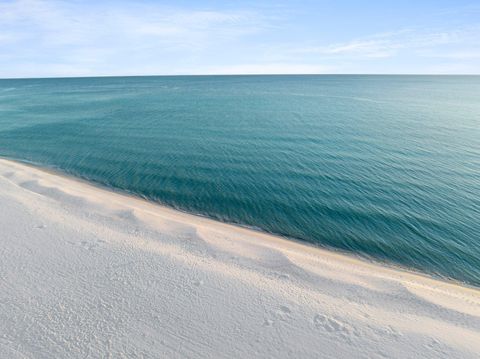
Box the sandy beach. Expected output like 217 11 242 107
0 157 479 358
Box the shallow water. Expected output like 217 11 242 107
1 75 479 286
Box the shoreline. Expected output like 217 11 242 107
1 157 479 358
2 156 477 293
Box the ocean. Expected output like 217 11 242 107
0 75 479 286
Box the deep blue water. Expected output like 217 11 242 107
0 75 479 286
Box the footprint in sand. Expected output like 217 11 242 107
80 239 105 251
273 272 290 280
275 305 292 321
263 318 273 327
279 306 291 314
193 279 204 286
313 314 354 339
262 305 292 327
2 171 15 179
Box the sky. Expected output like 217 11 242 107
0 0 479 78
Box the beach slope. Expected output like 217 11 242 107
0 158 479 358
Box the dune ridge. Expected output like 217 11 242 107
0 158 479 358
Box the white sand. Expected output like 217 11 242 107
0 158 479 359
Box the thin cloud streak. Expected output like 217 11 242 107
292 26 480 59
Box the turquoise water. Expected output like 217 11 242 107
1 75 479 286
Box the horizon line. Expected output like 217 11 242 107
1 73 480 80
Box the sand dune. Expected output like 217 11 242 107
0 158 479 358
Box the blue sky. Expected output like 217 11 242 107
1 0 479 77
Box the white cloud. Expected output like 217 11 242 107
0 1 479 76
0 0 268 77
0 1 263 45
419 50 480 60
202 63 334 75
